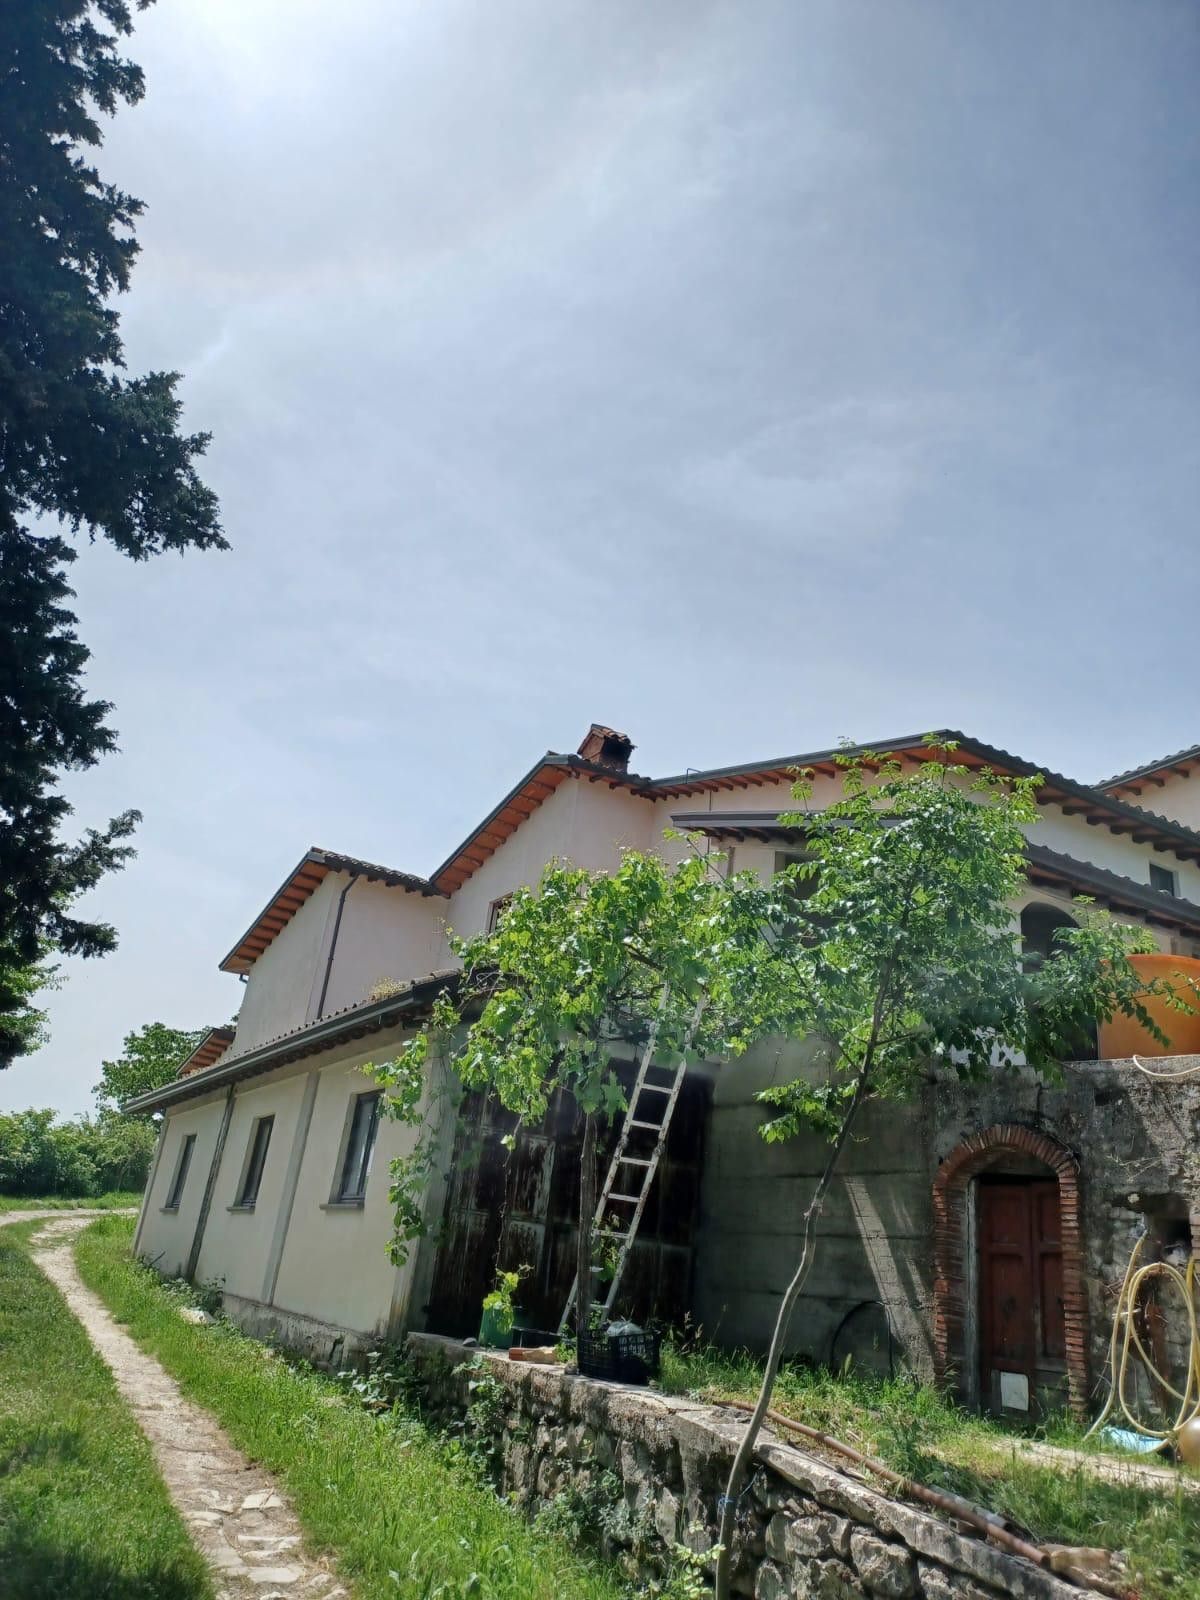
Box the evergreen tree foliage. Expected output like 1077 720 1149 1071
0 2 226 1063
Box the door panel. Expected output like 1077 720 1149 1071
978 1177 1064 1413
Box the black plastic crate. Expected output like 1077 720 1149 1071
577 1329 661 1385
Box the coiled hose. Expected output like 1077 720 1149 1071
1084 1231 1200 1449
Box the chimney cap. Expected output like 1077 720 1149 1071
577 724 635 773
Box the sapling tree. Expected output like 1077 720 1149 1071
712 743 1168 1599
373 849 798 1341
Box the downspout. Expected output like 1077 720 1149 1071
316 874 359 1020
185 1085 236 1283
132 1116 169 1257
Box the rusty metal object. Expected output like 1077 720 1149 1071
723 1399 1050 1570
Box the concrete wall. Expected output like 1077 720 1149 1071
692 1039 935 1375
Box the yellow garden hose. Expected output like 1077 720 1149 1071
1085 1232 1200 1451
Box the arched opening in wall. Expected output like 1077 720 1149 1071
933 1125 1089 1420
1020 902 1097 1060
1020 901 1078 968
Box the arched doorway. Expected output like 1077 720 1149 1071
933 1125 1088 1418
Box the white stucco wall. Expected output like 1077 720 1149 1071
437 776 657 955
318 878 443 1016
135 1092 228 1277
230 877 340 1055
270 1039 428 1337
1032 801 1200 903
139 1026 439 1345
194 1069 312 1300
1114 772 1200 833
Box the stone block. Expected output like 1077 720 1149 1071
915 1562 1002 1600
754 1561 791 1600
849 1530 915 1597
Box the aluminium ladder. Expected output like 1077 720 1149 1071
558 990 707 1336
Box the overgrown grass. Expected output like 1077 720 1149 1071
0 1222 212 1599
658 1341 1200 1600
0 1189 141 1211
76 1216 626 1600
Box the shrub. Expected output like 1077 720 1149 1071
0 1107 156 1197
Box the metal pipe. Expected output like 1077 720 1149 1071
723 1399 1048 1569
185 1085 236 1283
316 874 359 1020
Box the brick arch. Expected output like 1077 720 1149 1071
932 1123 1089 1417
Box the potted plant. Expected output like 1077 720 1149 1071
478 1264 529 1349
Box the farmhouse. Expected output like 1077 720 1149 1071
130 726 1200 1419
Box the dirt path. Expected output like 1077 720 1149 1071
25 1215 349 1600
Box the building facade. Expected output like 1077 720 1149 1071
131 726 1200 1415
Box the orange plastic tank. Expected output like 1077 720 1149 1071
1097 953 1200 1059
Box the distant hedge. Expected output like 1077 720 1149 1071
0 1108 156 1197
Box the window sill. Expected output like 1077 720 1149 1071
227 1203 256 1213
320 1197 366 1211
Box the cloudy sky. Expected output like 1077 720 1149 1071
7 0 1198 1116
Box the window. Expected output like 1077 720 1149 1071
235 1115 274 1208
335 1092 382 1203
1150 862 1178 897
486 894 513 933
163 1133 196 1211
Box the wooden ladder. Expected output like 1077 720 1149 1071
559 991 705 1336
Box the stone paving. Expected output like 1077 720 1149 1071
22 1214 348 1600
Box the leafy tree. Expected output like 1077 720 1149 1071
374 850 792 1340
712 745 1167 1599
0 1105 157 1195
93 1021 205 1114
0 0 226 1063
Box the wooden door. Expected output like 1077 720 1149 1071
978 1178 1064 1414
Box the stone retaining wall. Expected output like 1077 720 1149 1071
406 1334 1104 1600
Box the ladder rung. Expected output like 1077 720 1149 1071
608 1193 640 1203
617 1155 653 1166
637 1083 673 1094
628 1119 662 1131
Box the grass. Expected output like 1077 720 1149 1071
0 1221 212 1600
76 1216 628 1600
0 1190 141 1211
657 1341 1200 1600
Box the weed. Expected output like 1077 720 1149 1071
77 1217 622 1600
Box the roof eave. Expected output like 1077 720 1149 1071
126 973 459 1114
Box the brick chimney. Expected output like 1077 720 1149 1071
577 724 635 774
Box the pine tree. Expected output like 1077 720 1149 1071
0 2 226 1064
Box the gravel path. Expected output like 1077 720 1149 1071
23 1214 349 1600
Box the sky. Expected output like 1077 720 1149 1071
6 0 1199 1117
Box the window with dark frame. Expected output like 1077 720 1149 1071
486 893 513 933
164 1133 196 1211
236 1115 274 1208
1150 862 1178 897
336 1091 382 1203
